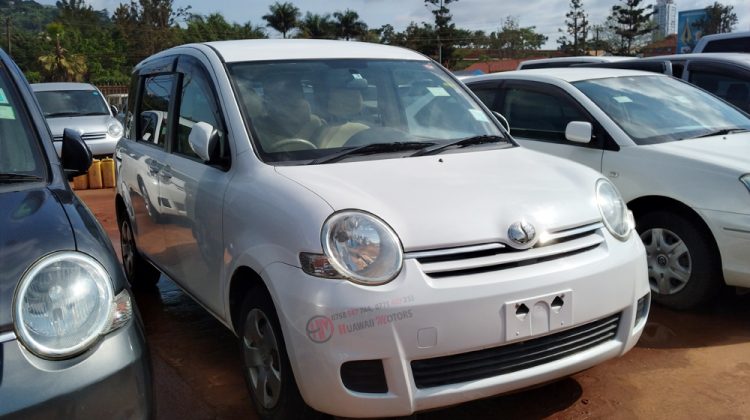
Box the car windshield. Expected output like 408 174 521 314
35 89 110 118
574 75 750 145
0 69 46 183
228 59 508 164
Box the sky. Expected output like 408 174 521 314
38 0 750 49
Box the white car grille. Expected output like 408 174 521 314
407 221 605 278
53 132 107 142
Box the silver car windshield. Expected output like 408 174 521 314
228 59 507 163
574 75 750 145
35 89 110 118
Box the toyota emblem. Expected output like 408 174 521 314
508 221 537 248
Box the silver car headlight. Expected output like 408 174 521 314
320 211 403 285
596 179 632 240
108 120 123 138
13 252 132 359
741 174 750 193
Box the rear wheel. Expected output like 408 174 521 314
239 289 322 420
120 217 160 288
637 211 722 310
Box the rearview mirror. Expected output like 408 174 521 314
565 121 593 144
61 128 93 180
188 121 218 162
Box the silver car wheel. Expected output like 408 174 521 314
242 308 282 409
641 227 692 295
120 220 135 278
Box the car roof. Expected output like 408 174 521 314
31 82 98 92
200 39 427 63
463 67 662 84
627 52 750 66
518 56 633 67
696 31 750 42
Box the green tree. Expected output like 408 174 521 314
296 12 334 39
262 2 300 38
693 2 738 35
492 16 547 58
424 0 458 64
38 23 88 82
558 0 589 55
182 13 265 43
113 0 190 66
332 9 367 41
609 0 654 55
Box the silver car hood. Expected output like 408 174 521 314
45 115 113 137
275 147 604 251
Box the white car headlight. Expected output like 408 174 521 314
321 211 403 285
596 179 632 240
13 252 132 359
108 120 123 138
741 174 750 193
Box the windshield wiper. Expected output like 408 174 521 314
44 111 81 118
0 173 44 183
410 135 506 157
694 128 749 139
308 142 434 164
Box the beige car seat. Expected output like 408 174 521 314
317 89 369 149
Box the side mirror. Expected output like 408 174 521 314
188 121 218 162
492 111 511 134
61 128 93 180
565 121 593 144
110 104 119 116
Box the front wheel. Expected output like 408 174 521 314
637 211 722 310
239 290 323 420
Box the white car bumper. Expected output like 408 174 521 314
699 208 750 288
264 232 649 417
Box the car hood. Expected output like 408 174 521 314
45 114 112 137
275 147 603 252
0 187 74 331
646 133 750 174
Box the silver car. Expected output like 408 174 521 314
32 82 123 157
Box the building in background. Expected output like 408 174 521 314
653 0 678 40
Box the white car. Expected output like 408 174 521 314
31 82 123 156
115 40 649 418
516 56 633 70
465 68 750 310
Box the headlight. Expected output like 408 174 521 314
741 174 750 193
108 120 123 138
320 211 403 285
13 252 132 359
596 179 632 240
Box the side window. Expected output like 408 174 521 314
501 86 590 143
471 87 499 110
689 70 750 113
175 67 228 162
137 74 175 147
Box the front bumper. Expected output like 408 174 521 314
698 208 750 287
0 319 152 419
264 232 649 417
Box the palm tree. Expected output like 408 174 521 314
262 2 300 39
297 12 334 39
333 9 367 41
38 26 87 82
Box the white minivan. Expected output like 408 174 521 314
115 39 649 419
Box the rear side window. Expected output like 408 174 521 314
0 68 45 179
702 38 750 53
137 74 176 148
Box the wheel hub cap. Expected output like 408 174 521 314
242 309 282 409
640 227 692 295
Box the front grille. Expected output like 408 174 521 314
82 132 107 141
409 222 604 278
411 313 620 389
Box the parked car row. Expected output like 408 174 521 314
2 36 747 420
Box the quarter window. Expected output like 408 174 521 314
137 74 175 148
175 68 226 161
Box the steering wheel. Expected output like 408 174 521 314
267 138 317 152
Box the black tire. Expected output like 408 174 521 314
120 217 161 288
637 210 722 310
238 289 323 420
